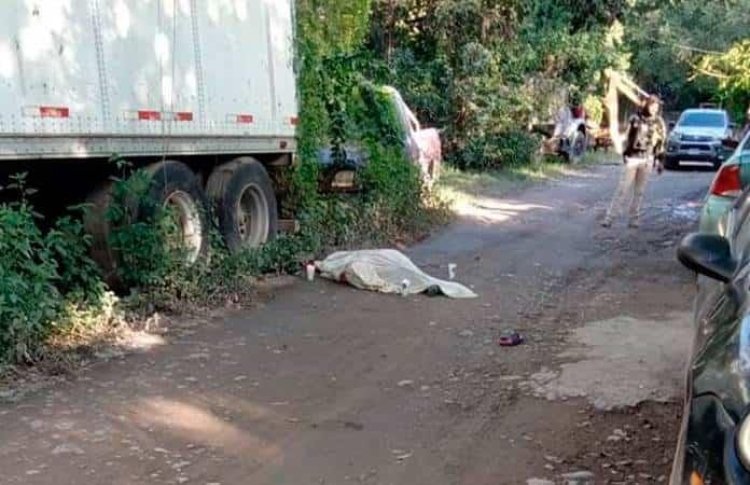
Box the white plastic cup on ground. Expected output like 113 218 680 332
306 263 315 282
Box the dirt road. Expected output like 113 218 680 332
0 164 713 484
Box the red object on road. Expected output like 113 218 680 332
498 331 524 347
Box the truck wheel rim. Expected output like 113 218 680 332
237 184 269 248
164 191 203 264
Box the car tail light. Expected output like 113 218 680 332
711 164 742 197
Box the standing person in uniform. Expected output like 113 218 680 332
602 95 667 228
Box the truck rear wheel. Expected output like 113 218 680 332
207 157 278 253
84 182 119 287
142 161 210 264
84 161 210 288
566 129 588 164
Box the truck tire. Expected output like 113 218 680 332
84 161 210 287
142 161 211 264
566 129 588 164
206 157 278 253
84 181 119 287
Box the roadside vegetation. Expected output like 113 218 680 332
1 0 748 371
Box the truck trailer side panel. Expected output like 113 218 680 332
0 0 297 160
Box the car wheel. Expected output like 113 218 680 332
713 159 723 171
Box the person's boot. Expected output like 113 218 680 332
628 218 640 229
601 217 612 228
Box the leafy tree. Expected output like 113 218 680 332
365 0 624 168
697 40 750 119
626 0 750 110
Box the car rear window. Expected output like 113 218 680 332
679 112 727 128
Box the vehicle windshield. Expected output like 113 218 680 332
678 111 726 128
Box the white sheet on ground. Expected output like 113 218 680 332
316 249 478 299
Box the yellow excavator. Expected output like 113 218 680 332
601 69 653 156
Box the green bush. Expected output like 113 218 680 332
105 167 189 290
0 203 60 362
292 0 440 251
361 145 425 229
45 211 106 302
583 94 605 126
0 176 105 364
452 130 541 170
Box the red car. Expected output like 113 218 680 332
319 86 444 193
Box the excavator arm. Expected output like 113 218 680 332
604 69 650 155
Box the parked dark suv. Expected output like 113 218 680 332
673 181 750 483
666 109 734 170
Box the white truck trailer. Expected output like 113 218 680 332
0 0 298 275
